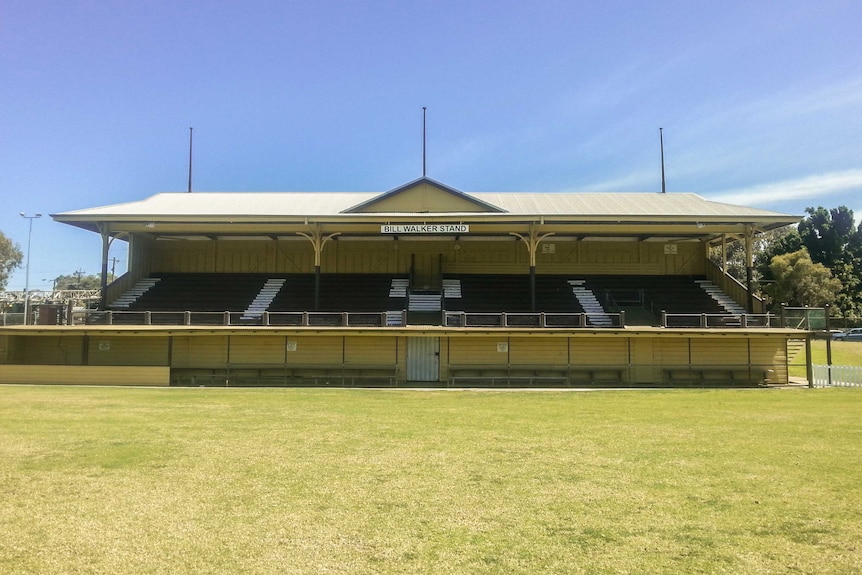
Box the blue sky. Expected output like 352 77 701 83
1 0 860 290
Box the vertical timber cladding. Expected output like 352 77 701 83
20 335 86 365
569 336 629 383
343 336 397 365
691 336 788 384
227 336 288 365
447 336 508 368
508 336 568 366
171 335 229 368
87 336 169 366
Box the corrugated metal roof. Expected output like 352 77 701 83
54 190 795 220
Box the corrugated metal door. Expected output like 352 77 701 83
407 337 440 382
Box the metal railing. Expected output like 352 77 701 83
78 310 407 328
661 312 775 328
27 308 803 330
443 311 626 328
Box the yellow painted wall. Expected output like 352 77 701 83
0 329 792 385
448 337 509 366
690 337 748 366
652 338 690 365
171 335 229 368
333 243 403 274
353 181 491 213
285 336 343 365
146 237 707 276
0 365 169 386
509 337 568 365
21 336 85 365
227 335 286 365
87 336 169 366
570 338 628 365
750 337 788 383
344 336 397 365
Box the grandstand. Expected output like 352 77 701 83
0 177 804 387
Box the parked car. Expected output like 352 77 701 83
833 328 862 341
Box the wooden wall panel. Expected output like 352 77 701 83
448 337 509 365
652 339 690 365
153 241 212 273
147 236 710 277
508 337 568 366
570 338 628 365
171 335 229 368
750 337 788 384
88 336 169 366
22 336 85 365
276 242 314 273
0 365 169 386
228 336 286 365
334 243 402 274
285 336 343 365
690 338 747 366
344 336 397 365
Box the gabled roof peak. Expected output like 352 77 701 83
342 177 507 214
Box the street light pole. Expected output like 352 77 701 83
20 212 42 325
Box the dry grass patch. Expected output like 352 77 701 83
1 387 860 574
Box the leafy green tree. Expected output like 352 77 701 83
0 231 24 290
797 206 862 316
708 225 800 305
53 271 101 290
763 248 842 308
755 226 802 282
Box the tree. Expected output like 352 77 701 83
755 226 802 281
798 206 856 266
797 206 862 316
708 225 800 302
52 271 101 290
0 231 24 290
763 248 842 308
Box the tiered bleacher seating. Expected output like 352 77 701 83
119 273 268 312
266 274 405 312
317 274 400 312
105 272 742 327
581 275 728 318
445 275 584 313
265 274 316 311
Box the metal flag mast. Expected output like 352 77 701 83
187 127 193 193
660 127 666 193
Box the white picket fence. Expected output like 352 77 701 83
812 365 862 387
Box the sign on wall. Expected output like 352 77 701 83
381 224 469 234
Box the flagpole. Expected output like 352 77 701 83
188 127 193 193
660 127 666 193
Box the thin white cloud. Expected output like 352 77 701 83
565 169 657 193
709 169 862 206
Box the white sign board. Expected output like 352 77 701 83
381 224 469 234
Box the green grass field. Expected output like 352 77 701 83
2 386 860 574
790 339 862 378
